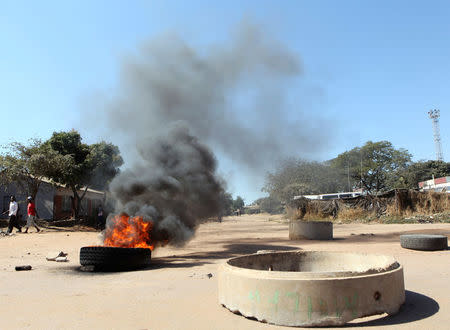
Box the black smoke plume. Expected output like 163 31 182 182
107 124 224 246
97 22 332 246
100 22 330 171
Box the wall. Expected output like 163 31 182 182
53 187 105 220
0 182 55 220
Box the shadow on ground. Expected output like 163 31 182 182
58 243 300 274
152 243 300 268
308 229 450 245
344 290 439 327
40 225 98 232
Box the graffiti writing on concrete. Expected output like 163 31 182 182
248 290 359 319
248 290 261 303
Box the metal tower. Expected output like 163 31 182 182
428 109 444 161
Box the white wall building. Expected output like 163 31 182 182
293 191 362 200
418 176 450 193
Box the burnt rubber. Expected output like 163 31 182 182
400 234 448 251
80 246 151 270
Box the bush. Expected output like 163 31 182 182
259 196 284 214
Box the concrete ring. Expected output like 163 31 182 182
218 251 405 327
289 221 333 240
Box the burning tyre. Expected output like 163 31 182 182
80 246 151 270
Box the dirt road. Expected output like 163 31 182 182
0 214 449 329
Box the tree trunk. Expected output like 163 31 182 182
31 182 40 200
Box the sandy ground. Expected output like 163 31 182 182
0 214 449 330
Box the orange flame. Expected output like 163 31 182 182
103 214 154 250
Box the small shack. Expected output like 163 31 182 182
0 180 105 221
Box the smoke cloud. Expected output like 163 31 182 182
96 22 332 246
107 124 224 245
102 22 329 171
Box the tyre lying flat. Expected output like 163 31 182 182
80 246 151 270
400 234 448 251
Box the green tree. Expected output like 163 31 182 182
87 142 123 190
255 196 284 214
263 158 347 202
391 160 450 189
331 141 412 194
0 139 59 199
232 196 245 212
45 130 123 220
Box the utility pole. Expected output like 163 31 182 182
428 109 444 161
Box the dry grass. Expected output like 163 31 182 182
336 206 371 221
388 190 450 216
286 206 302 220
287 190 450 222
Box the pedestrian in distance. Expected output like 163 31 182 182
24 196 40 233
6 195 22 234
97 205 105 230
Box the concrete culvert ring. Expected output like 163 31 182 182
80 246 151 270
289 221 333 240
218 251 405 327
400 234 448 251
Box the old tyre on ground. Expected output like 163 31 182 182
80 246 151 270
400 234 448 251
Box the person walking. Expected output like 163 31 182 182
6 195 21 234
97 205 105 230
24 196 40 233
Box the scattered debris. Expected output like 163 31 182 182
55 256 68 262
15 265 32 271
46 251 68 261
190 272 214 279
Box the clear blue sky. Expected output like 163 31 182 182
1 0 449 203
